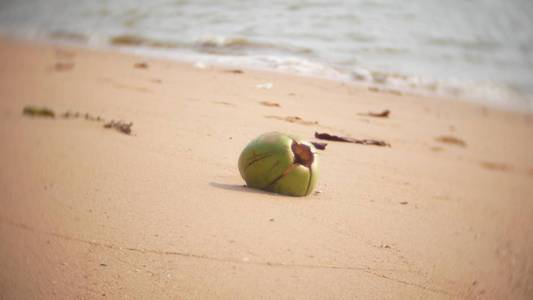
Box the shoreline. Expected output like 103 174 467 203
3 33 531 113
1 37 532 299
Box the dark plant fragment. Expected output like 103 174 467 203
315 132 390 147
22 106 55 118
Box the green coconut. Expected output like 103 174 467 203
238 132 319 197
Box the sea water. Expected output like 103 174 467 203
1 0 532 110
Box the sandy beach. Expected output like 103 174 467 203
0 37 532 299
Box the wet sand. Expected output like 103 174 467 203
0 37 532 299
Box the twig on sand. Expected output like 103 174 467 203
315 132 390 147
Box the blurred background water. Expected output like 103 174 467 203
1 0 532 110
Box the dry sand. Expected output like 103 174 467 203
0 37 532 299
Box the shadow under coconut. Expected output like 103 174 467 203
209 182 285 197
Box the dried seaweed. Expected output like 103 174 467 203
24 106 133 135
61 111 102 121
103 120 133 135
315 132 390 147
22 106 55 118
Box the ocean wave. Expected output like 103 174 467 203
351 66 532 110
193 36 314 56
21 29 533 112
48 30 88 43
105 34 315 58
109 34 181 49
426 37 501 51
194 36 259 48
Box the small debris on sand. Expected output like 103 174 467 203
61 111 103 122
311 142 327 150
435 135 466 147
53 62 74 71
361 109 390 118
479 161 512 172
103 120 133 135
259 101 281 107
225 69 244 74
24 105 133 135
194 62 207 69
22 106 55 118
315 132 390 147
256 82 273 89
134 62 148 69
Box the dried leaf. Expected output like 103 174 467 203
311 142 327 150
